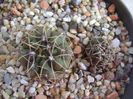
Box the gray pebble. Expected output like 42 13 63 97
128 47 133 54
72 0 81 5
62 22 69 31
4 73 12 85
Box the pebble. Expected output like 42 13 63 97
63 16 71 22
4 73 12 85
85 89 90 96
29 11 35 16
1 26 7 32
16 31 23 44
3 19 9 26
78 33 86 38
76 78 83 86
89 19 97 25
62 22 69 31
43 11 54 17
111 38 120 48
95 22 100 27
115 27 121 35
20 20 25 25
70 29 77 34
74 45 82 54
87 75 95 83
6 67 15 74
83 37 89 45
85 11 91 17
83 20 88 27
2 90 10 99
20 79 28 85
61 91 70 99
128 47 133 54
72 0 81 5
40 0 49 10
73 15 81 24
96 81 102 86
79 62 87 70
25 18 31 24
26 24 33 30
35 95 47 99
95 74 102 81
29 87 36 95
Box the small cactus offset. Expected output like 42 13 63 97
85 35 115 72
19 25 74 79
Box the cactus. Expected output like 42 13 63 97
19 25 74 79
85 35 115 71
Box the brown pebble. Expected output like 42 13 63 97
108 4 115 13
74 45 82 54
0 55 8 64
40 0 49 10
110 14 119 21
35 95 47 99
16 3 22 10
11 7 22 16
106 91 119 99
84 11 91 17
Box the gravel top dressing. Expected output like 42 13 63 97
0 0 133 99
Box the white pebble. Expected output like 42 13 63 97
63 16 71 22
111 38 120 48
29 11 35 16
95 22 100 27
78 33 86 38
16 31 23 44
10 21 15 27
89 19 97 25
70 29 77 34
83 37 89 45
96 81 102 86
79 62 87 70
26 24 33 30
1 26 7 32
73 15 81 23
6 67 15 74
20 20 25 25
34 8 40 14
83 20 88 27
87 75 95 83
3 19 9 26
95 74 102 81
20 79 28 85
85 89 90 96
43 11 54 17
29 87 36 95
115 27 121 35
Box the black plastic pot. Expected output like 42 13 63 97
105 0 133 99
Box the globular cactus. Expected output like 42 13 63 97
19 25 74 79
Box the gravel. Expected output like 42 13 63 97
0 0 132 98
